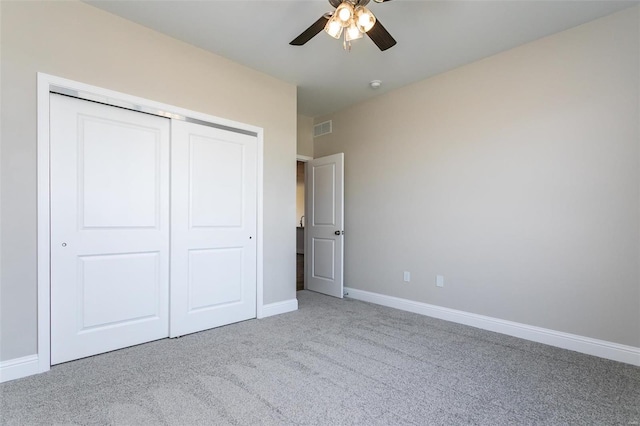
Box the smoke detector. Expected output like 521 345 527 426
370 80 382 89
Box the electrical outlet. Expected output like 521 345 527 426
436 275 444 287
403 271 411 282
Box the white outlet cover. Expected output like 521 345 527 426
403 271 410 282
436 275 444 287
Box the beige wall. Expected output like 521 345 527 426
0 1 297 361
297 114 314 158
315 7 640 347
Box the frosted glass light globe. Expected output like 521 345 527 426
339 7 351 21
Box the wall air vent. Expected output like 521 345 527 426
313 120 332 138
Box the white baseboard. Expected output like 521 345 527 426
0 355 40 383
344 287 640 366
259 298 298 319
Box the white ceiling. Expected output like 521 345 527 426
86 0 636 117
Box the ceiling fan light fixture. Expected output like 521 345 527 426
289 0 396 52
355 6 376 33
335 2 355 26
324 15 343 39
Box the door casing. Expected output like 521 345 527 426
296 154 312 290
37 73 265 374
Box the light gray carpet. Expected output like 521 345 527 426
1 290 639 425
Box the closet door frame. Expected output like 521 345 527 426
36 73 265 375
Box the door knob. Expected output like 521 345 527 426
334 230 340 235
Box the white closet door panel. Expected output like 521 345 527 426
80 118 159 228
50 94 170 365
190 136 244 228
78 252 161 328
188 248 243 310
171 120 257 337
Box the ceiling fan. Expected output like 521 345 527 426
290 0 396 52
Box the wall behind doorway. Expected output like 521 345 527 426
296 162 306 227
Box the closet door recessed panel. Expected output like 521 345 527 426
189 136 243 228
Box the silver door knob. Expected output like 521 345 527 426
61 243 67 247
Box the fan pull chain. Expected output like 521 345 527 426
343 32 352 52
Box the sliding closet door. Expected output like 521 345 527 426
170 120 257 337
50 94 170 365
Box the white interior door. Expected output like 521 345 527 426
170 120 257 337
306 153 344 298
50 94 170 365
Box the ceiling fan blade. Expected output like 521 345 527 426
290 15 329 46
366 18 397 51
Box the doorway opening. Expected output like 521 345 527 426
296 160 306 291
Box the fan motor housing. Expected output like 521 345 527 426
329 0 371 8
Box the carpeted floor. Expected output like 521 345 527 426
1 290 639 425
